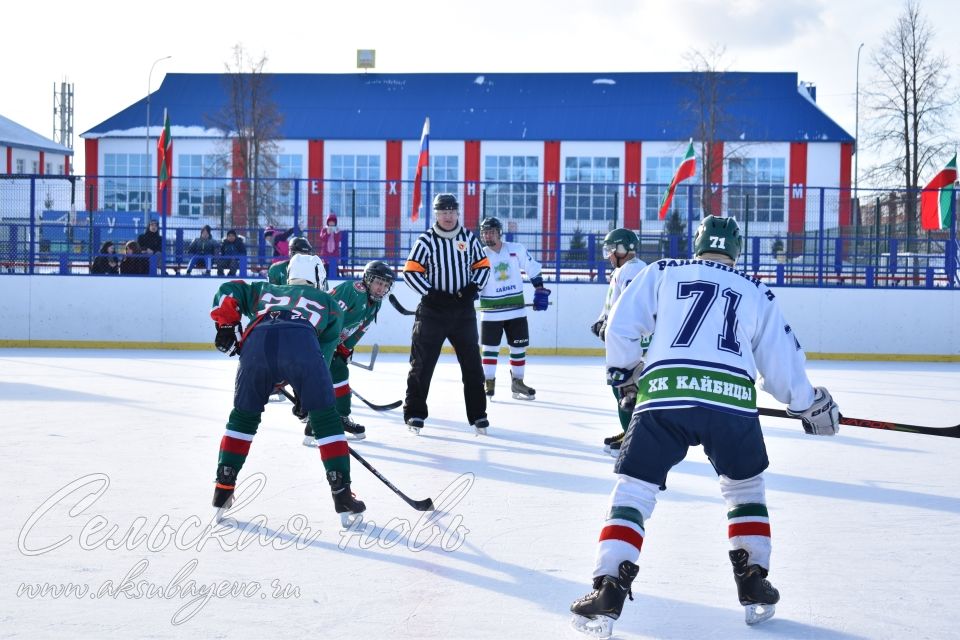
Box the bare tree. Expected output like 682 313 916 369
678 45 752 218
207 44 284 229
861 0 956 242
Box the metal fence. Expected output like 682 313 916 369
0 174 956 288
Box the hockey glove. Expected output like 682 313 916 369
291 398 308 421
590 319 607 342
335 343 353 363
214 323 242 355
786 386 840 436
618 384 638 413
532 287 551 311
457 282 480 301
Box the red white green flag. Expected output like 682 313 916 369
659 140 696 220
920 154 957 231
157 109 172 193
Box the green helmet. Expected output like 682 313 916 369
693 215 742 263
602 228 639 258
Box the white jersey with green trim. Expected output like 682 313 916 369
479 241 542 321
605 257 816 417
596 257 647 324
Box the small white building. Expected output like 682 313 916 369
0 114 73 176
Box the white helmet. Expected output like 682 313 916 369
287 254 327 289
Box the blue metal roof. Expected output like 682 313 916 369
0 114 73 154
82 72 852 143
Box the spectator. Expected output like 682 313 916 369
90 241 119 275
218 229 247 276
317 213 342 278
120 240 149 275
186 225 217 275
264 226 295 264
137 219 163 273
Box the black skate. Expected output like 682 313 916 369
302 422 317 447
406 417 424 435
729 549 780 625
510 374 535 400
212 465 237 522
485 378 496 397
327 470 366 528
603 431 625 457
341 414 367 440
472 417 489 436
570 560 639 639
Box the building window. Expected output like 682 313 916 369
563 156 620 222
45 162 52 175
273 153 303 219
57 164 64 175
406 154 458 214
330 154 381 218
483 155 538 220
176 154 228 217
103 153 152 212
32 161 39 174
645 155 702 221
15 159 25 174
727 157 786 222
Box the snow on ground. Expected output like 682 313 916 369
1 350 958 639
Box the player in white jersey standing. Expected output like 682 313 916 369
477 217 550 399
570 216 840 637
590 228 647 455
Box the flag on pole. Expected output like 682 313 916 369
658 140 697 220
920 154 957 231
411 117 430 222
157 109 172 194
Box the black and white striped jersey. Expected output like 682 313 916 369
403 224 491 295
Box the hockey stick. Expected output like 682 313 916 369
352 389 402 412
476 301 553 311
348 447 435 511
278 385 400 414
388 294 416 316
758 407 960 439
277 387 433 511
349 343 379 371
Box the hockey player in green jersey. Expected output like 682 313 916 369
303 260 396 445
210 253 365 526
267 236 320 286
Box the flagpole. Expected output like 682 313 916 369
146 55 171 224
951 180 957 288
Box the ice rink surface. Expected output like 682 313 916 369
1 349 958 639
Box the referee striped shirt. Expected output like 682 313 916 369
403 224 491 295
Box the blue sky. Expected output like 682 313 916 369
3 0 956 184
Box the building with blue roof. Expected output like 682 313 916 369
80 71 853 254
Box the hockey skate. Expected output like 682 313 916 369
406 417 424 435
472 417 489 436
603 431 625 457
510 374 536 400
212 465 237 522
302 422 317 447
570 560 639 639
328 470 366 528
729 549 780 625
485 378 496 397
341 414 367 440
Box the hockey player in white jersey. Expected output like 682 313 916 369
477 217 550 400
570 215 840 637
590 228 647 455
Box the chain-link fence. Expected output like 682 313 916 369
0 175 956 288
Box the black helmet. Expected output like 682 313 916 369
289 236 314 256
479 217 503 233
433 193 459 211
693 215 742 263
362 260 396 301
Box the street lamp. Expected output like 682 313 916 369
146 55 172 221
854 43 865 199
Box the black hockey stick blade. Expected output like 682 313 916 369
476 301 554 311
348 447 435 511
388 294 416 316
758 407 960 438
352 389 402 412
349 343 379 371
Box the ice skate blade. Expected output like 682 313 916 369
570 613 614 639
214 495 235 523
607 448 621 459
269 393 286 403
511 392 535 400
302 436 318 447
340 511 364 528
408 425 422 435
345 432 366 441
475 427 487 436
744 602 776 625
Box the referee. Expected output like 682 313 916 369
402 193 491 435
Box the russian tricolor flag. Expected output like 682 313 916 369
411 117 430 221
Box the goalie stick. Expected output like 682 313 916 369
348 343 379 371
758 407 960 439
277 386 433 511
388 293 551 316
